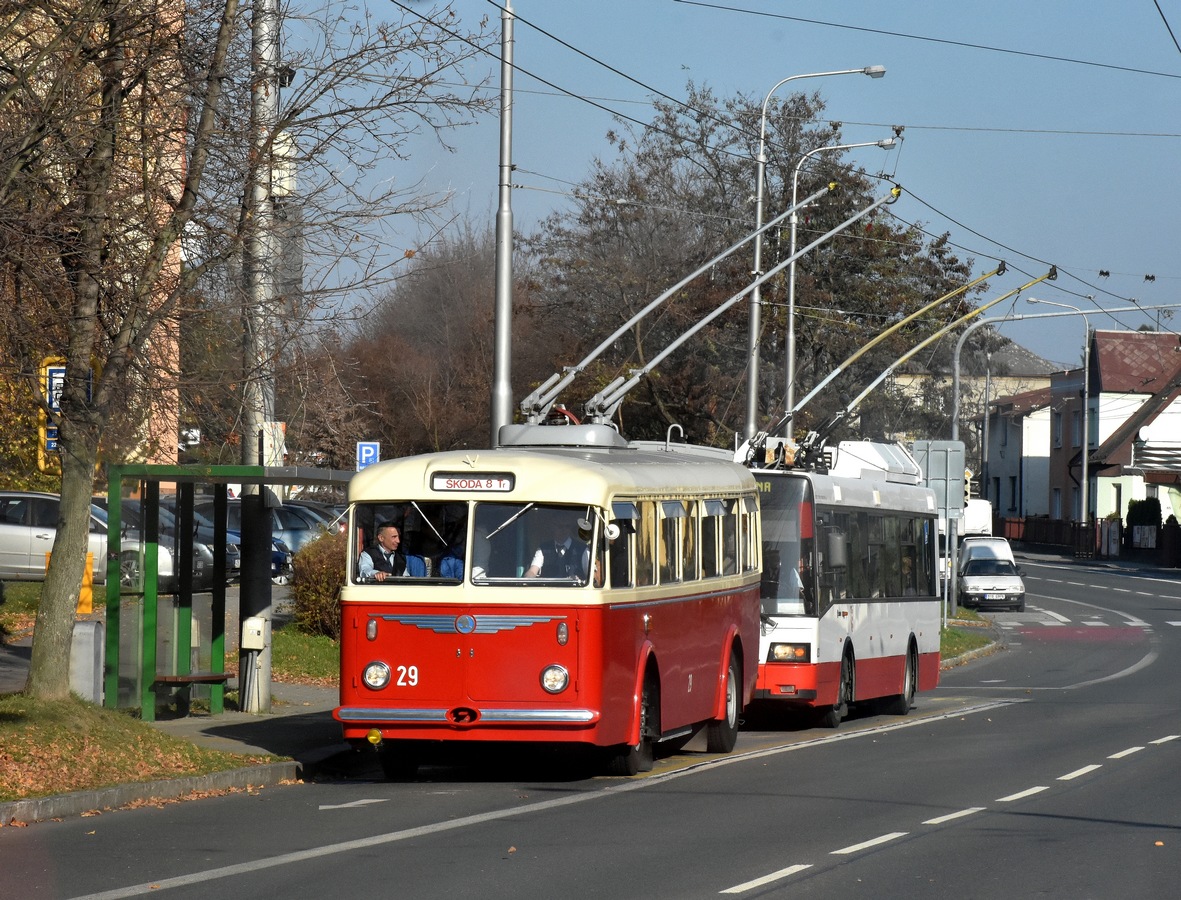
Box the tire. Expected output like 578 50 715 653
119 551 143 590
882 645 917 716
605 673 658 776
705 651 741 753
819 653 853 729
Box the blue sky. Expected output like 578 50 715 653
379 0 1181 369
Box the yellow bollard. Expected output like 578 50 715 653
45 552 93 614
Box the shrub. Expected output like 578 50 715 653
1127 497 1162 528
290 530 347 639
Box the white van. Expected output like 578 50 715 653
958 535 1015 569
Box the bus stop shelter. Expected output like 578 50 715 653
102 464 352 721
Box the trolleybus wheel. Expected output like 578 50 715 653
605 674 657 776
820 653 853 729
705 650 741 753
882 644 917 716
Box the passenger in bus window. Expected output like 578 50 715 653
358 523 426 581
525 517 588 579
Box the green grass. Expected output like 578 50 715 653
0 694 271 802
941 609 995 659
0 581 40 640
268 623 340 683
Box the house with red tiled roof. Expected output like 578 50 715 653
988 330 1181 527
1084 330 1181 522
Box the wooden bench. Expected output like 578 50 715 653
154 672 231 715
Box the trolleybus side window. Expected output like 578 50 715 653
610 501 637 588
659 500 686 584
740 496 759 574
701 499 727 578
635 500 657 587
722 501 738 576
683 501 699 581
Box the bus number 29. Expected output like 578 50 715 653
396 665 419 686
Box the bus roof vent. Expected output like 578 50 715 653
498 423 629 449
829 441 922 484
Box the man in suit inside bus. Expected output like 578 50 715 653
359 523 426 581
524 517 589 580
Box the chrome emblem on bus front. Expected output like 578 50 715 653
376 614 565 634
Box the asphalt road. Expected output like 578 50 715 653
3 558 1179 899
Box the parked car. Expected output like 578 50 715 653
159 497 292 585
194 498 333 554
959 556 1026 611
285 498 347 534
0 490 180 590
0 491 109 584
117 500 241 589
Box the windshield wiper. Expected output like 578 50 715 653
486 503 534 540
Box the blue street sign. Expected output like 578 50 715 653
356 441 380 471
46 366 66 413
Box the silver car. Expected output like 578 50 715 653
958 557 1025 612
0 491 109 584
0 491 175 590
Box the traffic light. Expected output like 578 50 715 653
964 468 974 504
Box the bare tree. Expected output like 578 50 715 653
523 84 977 445
0 0 493 699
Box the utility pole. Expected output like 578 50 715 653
490 1 515 447
241 0 281 713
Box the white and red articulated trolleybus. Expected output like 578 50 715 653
750 438 941 726
335 423 762 777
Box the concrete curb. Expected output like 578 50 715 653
0 760 298 826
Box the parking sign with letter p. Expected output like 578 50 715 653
356 441 380 471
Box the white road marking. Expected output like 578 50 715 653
1166 622 1181 627
831 832 908 855
997 786 1050 802
923 807 985 825
318 799 389 811
1035 608 1071 623
1083 621 1109 627
720 864 812 894
1108 747 1144 759
1151 735 1180 744
1058 764 1101 780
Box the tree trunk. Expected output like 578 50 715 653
26 425 100 700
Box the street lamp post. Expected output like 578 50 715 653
784 136 895 437
745 65 886 439
1028 298 1090 537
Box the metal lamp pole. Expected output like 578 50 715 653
1028 298 1090 534
784 136 895 437
745 65 886 439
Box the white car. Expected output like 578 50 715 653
959 556 1025 612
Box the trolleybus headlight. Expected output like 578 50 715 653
768 643 810 663
363 661 391 690
540 665 569 693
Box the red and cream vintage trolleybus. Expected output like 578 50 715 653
335 424 762 777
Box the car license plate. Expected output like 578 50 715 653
984 593 1004 600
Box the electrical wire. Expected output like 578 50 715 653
674 0 1181 80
